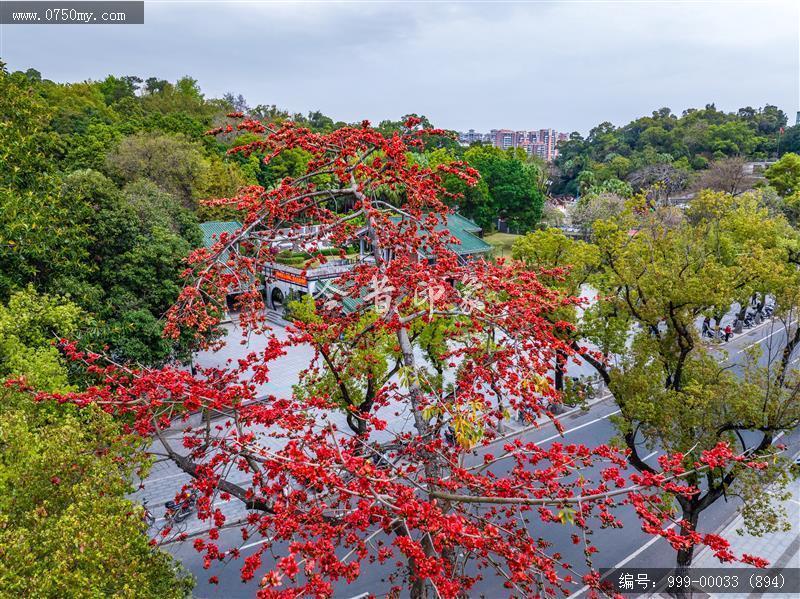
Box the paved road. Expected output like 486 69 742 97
136 315 799 597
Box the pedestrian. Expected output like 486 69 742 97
444 425 455 446
702 317 711 336
724 325 732 342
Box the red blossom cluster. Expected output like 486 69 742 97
28 118 771 598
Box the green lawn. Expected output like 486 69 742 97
484 232 522 259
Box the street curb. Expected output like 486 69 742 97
691 445 800 565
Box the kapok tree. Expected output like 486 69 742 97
34 118 770 598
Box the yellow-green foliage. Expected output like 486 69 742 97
0 287 193 597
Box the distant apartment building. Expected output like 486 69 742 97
458 127 569 162
460 129 489 144
484 129 513 149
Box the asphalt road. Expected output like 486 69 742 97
138 315 799 598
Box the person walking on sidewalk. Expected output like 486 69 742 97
724 325 732 342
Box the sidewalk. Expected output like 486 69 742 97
690 477 799 599
647 477 799 599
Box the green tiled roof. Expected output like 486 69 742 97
199 221 242 250
315 213 488 315
391 213 491 256
442 214 491 255
199 221 243 264
314 279 365 314
446 213 483 235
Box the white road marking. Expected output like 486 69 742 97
489 392 615 446
240 537 272 551
146 472 188 484
537 409 622 445
613 523 677 569
567 523 678 598
642 451 658 461
736 326 791 355
569 430 796 596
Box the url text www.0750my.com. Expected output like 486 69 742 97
0 1 144 25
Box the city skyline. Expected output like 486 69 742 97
458 128 569 161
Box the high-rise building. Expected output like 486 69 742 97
458 127 569 161
490 129 515 149
459 129 486 145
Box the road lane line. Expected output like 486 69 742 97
736 326 792 355
487 392 615 447
537 410 621 445
240 538 272 551
612 523 677 569
567 523 677 598
146 472 188 484
642 451 658 461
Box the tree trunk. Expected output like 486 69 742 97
409 564 428 599
397 324 446 599
555 351 565 393
780 325 800 384
671 503 700 599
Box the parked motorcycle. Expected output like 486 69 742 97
142 499 155 527
164 490 197 523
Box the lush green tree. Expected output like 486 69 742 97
0 389 194 599
1 168 199 364
98 75 142 105
61 123 124 171
139 76 223 120
58 170 198 364
553 104 786 196
423 148 492 226
585 192 800 568
0 185 94 301
0 289 193 597
779 125 800 155
122 179 201 241
517 190 800 569
782 192 800 227
706 120 763 157
765 152 800 196
106 132 212 206
464 145 545 231
289 295 398 436
0 65 55 190
738 104 788 135
512 228 600 397
0 287 84 391
594 154 633 182
0 67 240 364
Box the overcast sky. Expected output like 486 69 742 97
2 0 798 133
